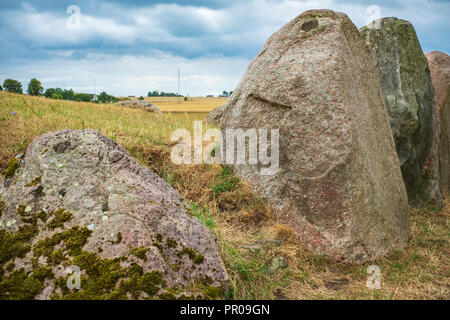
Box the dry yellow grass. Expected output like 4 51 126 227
0 92 448 300
122 96 227 112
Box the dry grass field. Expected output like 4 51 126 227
0 92 448 300
124 96 227 113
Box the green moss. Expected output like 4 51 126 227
178 247 205 265
115 232 122 244
0 200 5 218
156 234 163 242
130 247 149 261
33 226 92 260
36 211 49 223
0 266 53 299
46 208 73 230
0 204 211 299
203 286 224 299
166 238 177 249
0 225 37 265
1 158 20 179
25 175 42 187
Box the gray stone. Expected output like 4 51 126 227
0 129 229 299
360 18 443 208
115 100 162 115
220 10 409 263
426 51 450 196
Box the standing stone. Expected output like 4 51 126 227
426 51 450 196
220 10 409 263
360 18 443 208
0 130 228 299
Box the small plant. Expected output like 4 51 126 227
188 203 216 229
211 166 239 196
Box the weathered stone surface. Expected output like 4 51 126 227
0 130 228 299
426 51 450 196
207 105 226 125
360 18 443 208
115 100 162 114
220 10 409 263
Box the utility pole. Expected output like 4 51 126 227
178 66 181 104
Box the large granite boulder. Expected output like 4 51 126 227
360 18 443 208
426 51 450 196
115 100 162 114
219 10 409 263
0 130 228 299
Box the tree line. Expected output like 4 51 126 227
147 90 183 97
0 78 118 103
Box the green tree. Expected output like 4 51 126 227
51 93 63 100
0 84 3 91
45 88 56 98
27 78 44 96
3 79 23 94
62 89 75 100
75 93 91 102
139 96 144 100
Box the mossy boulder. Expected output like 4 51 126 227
360 18 443 208
0 129 229 299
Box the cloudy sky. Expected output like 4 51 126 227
0 0 449 97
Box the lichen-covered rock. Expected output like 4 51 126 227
115 100 162 114
360 18 443 208
426 51 450 196
0 130 228 299
220 10 409 263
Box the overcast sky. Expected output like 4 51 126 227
0 0 449 97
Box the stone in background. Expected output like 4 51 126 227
360 17 443 208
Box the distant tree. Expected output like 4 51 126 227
27 78 44 96
75 93 91 102
45 88 56 98
147 90 182 97
184 96 188 101
229 91 233 96
139 96 144 100
3 79 23 94
51 93 63 100
97 91 118 104
62 89 75 100
223 90 228 96
0 84 2 91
